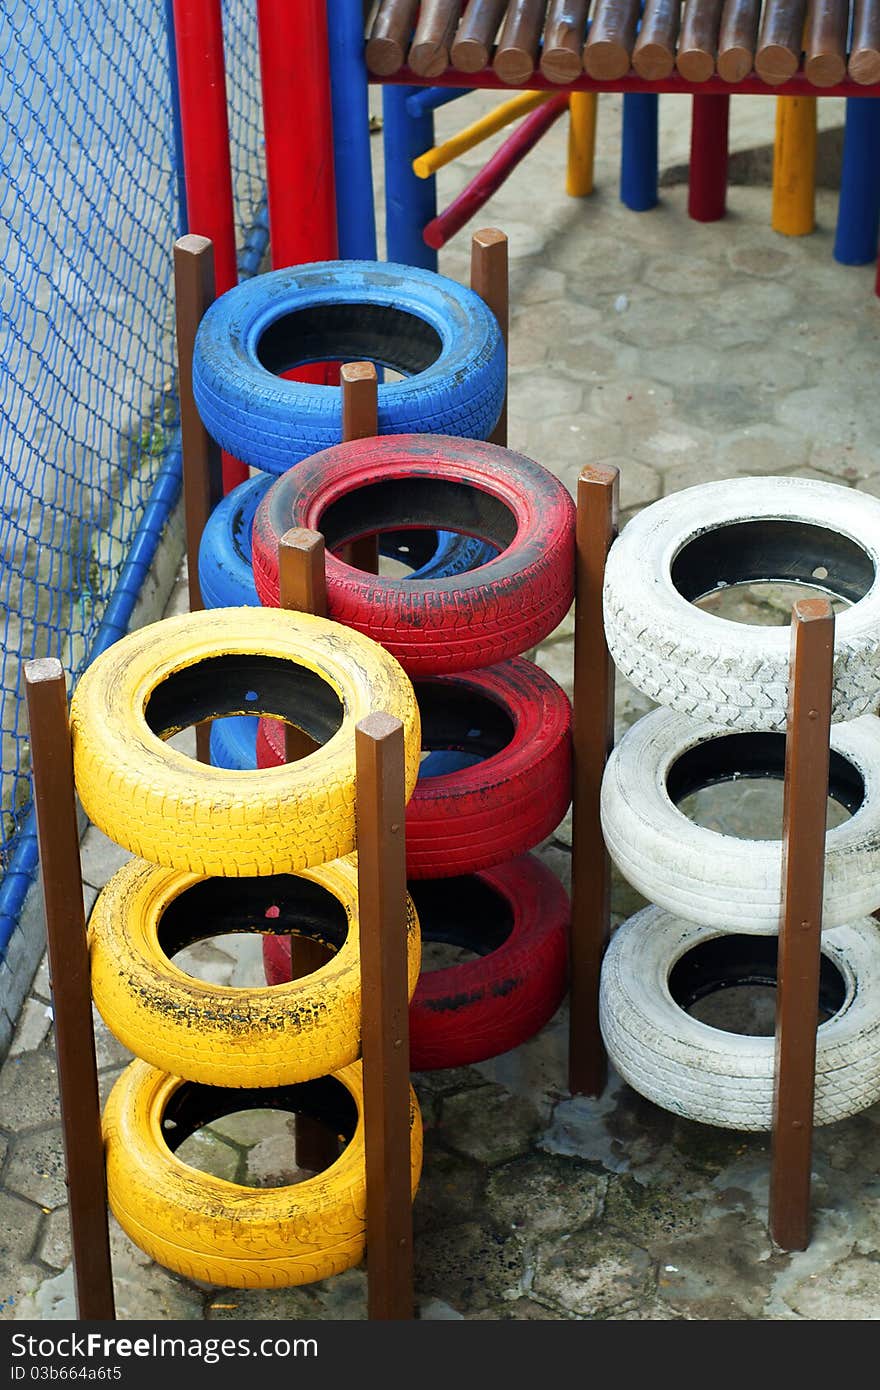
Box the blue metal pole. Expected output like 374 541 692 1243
383 85 438 271
406 86 473 119
163 0 188 238
327 0 378 260
833 98 880 265
620 93 659 212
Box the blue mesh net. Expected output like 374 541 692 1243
0 3 264 894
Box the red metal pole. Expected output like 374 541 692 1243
424 94 569 249
256 0 339 271
172 0 247 492
688 94 730 221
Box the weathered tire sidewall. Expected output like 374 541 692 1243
88 855 421 1087
70 607 421 876
603 476 880 729
601 708 880 931
103 1059 423 1288
192 260 506 473
599 907 880 1130
252 435 576 675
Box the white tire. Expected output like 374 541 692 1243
599 907 880 1130
603 476 880 730
601 708 880 932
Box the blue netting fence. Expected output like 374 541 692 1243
0 1 266 954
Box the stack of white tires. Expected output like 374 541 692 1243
598 476 880 1130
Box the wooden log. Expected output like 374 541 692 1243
849 0 880 84
409 0 461 76
632 0 681 80
452 0 508 72
493 0 549 84
366 0 420 75
584 0 641 80
755 0 808 85
803 0 849 86
717 0 761 82
541 0 591 82
677 0 724 81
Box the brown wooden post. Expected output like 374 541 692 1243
568 465 619 1098
470 229 509 447
275 527 337 1171
24 660 115 1321
173 234 224 764
341 363 380 575
356 712 414 1321
769 597 834 1252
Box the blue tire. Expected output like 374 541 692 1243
198 473 269 609
209 716 259 772
191 260 506 474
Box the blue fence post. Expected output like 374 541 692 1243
163 0 188 238
327 0 378 260
833 98 880 266
620 93 659 212
383 84 438 271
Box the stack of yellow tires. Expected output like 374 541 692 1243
70 604 423 1289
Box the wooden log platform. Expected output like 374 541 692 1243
365 0 880 90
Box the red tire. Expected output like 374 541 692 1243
257 657 572 877
251 435 575 674
263 855 570 1070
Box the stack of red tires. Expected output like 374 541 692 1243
252 432 577 1070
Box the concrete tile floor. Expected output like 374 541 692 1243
3 92 880 1321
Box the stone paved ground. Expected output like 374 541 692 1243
3 91 880 1322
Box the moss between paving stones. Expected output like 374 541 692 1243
485 1153 606 1238
532 1227 655 1318
436 1084 543 1166
414 1222 525 1311
413 1144 485 1237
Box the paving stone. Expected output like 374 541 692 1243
417 1297 464 1319
14 1220 204 1321
532 1227 655 1317
175 1128 243 1183
0 1192 42 1263
0 1049 61 1129
467 1297 563 1320
779 1256 880 1319
4 1128 68 1208
651 1212 780 1319
486 1153 607 1237
413 1143 485 1236
30 956 51 1001
79 824 133 889
437 1085 543 1166
205 1286 325 1319
415 1222 525 1311
0 1260 47 1320
8 998 52 1056
37 1207 71 1271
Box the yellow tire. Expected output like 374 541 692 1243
103 1059 422 1289
89 854 421 1087
70 607 420 875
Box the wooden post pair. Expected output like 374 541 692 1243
568 465 836 1253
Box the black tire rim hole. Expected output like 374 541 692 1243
161 1076 357 1182
669 933 847 1037
416 680 516 763
667 733 864 836
316 476 518 555
256 303 442 378
670 519 874 608
409 875 514 972
144 653 343 747
158 874 347 982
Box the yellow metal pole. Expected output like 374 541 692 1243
772 96 817 236
412 91 555 179
567 92 598 196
